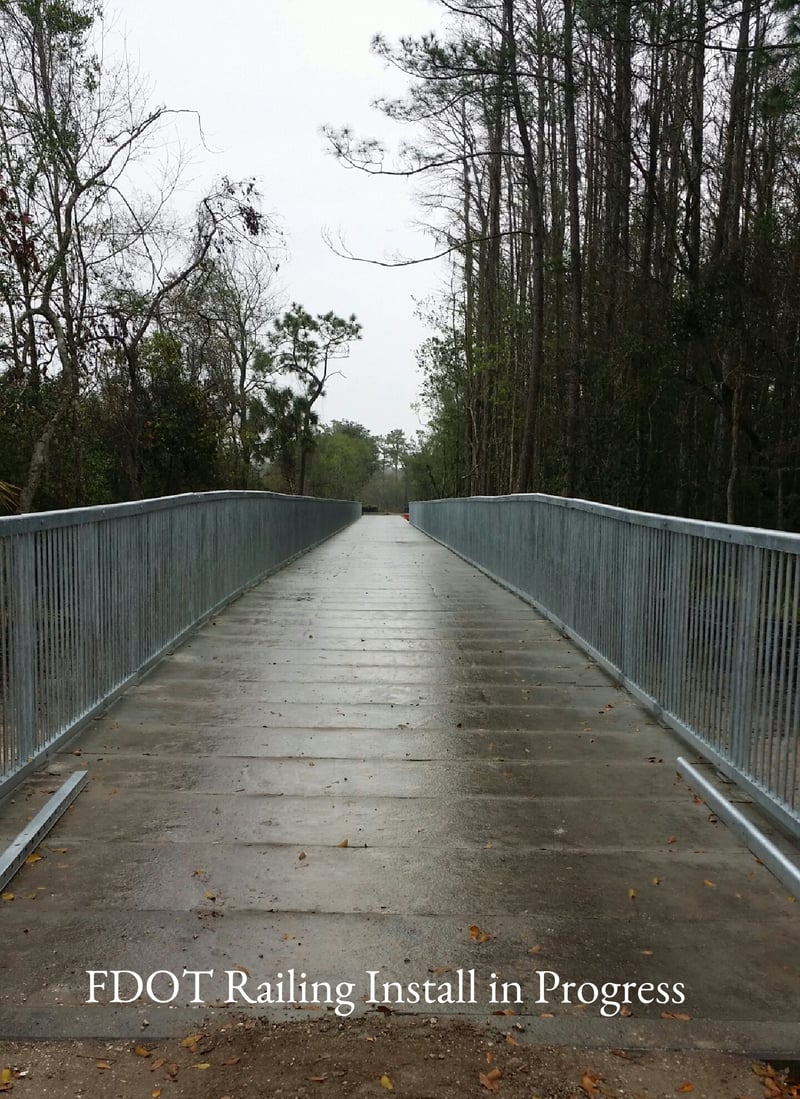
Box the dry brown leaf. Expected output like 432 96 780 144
298 851 307 861
505 1035 519 1047
164 1063 179 1079
307 1075 328 1083
0 894 13 902
152 1090 162 1099
540 1012 555 1018
221 1055 241 1066
96 1061 112 1071
150 1058 165 1072
667 836 677 844
580 1071 603 1099
661 1012 692 1021
528 945 543 954
180 1034 205 1049
338 839 349 848
0 1084 12 1094
281 934 295 941
428 966 450 974
677 1084 695 1093
703 879 716 888
469 923 494 943
24 853 42 865
479 1067 503 1092
492 1008 516 1016
134 1045 151 1058
486 1052 494 1064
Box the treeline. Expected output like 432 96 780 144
331 0 800 528
0 0 374 512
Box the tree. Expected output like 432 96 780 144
270 305 362 494
306 421 378 501
0 0 268 510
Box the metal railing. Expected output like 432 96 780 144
0 491 359 796
411 495 800 837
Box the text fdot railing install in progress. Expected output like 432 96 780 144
0 491 360 796
411 495 800 838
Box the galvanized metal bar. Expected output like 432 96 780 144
0 770 89 893
676 757 800 898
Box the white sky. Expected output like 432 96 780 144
109 0 448 440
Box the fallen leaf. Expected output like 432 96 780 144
150 1058 165 1072
677 1084 694 1093
0 1072 11 1086
528 945 543 954
204 890 216 900
380 1074 394 1089
1 894 13 902
661 1012 692 1021
51 847 68 854
281 934 295 941
375 1004 393 1015
338 839 349 848
469 923 494 943
540 1012 555 1018
492 1008 516 1016
641 950 654 956
164 1063 179 1079
479 1067 502 1092
620 1006 633 1017
221 1055 240 1066
180 1034 205 1049
428 967 450 974
134 1045 151 1058
192 1062 211 1070
580 1071 603 1098
24 853 42 864
152 1090 162 1098
506 1035 520 1047
307 1074 328 1082
95 1060 112 1071
667 836 677 844
298 851 306 861
703 879 716 888
628 888 637 900
652 877 663 885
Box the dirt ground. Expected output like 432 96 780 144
1 1015 797 1099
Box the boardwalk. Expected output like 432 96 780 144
0 516 798 1050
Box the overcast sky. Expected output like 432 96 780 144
109 0 448 440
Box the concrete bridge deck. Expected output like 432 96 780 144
0 516 798 1050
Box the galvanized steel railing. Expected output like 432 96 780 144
0 492 359 796
411 495 800 838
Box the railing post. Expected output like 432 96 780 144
731 545 762 773
8 536 37 765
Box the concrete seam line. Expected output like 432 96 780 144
0 771 88 893
676 757 800 897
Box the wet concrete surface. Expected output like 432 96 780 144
0 516 798 1050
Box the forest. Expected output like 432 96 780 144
330 0 800 529
0 0 415 514
2 0 799 528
